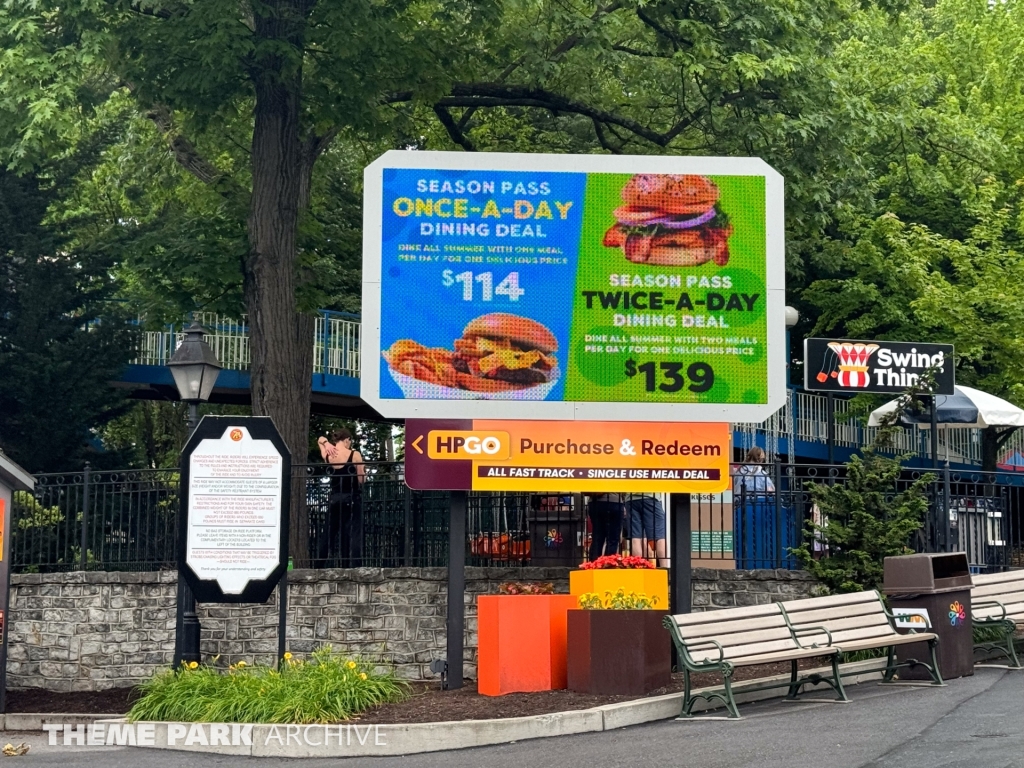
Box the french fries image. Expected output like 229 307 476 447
383 313 559 394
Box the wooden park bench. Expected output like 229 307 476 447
971 570 1024 669
778 591 943 685
663 603 848 719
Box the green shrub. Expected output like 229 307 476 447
793 375 937 595
128 647 408 724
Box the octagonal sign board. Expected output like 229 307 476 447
178 416 291 604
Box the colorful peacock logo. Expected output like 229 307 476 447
949 600 966 627
544 529 564 549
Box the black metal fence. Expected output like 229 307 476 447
10 461 1023 574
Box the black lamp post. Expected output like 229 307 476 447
168 321 222 666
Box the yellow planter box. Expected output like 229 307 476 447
569 569 669 610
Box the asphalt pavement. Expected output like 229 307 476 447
5 667 1021 768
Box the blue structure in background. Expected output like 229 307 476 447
733 498 800 570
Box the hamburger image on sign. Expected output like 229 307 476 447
383 313 559 400
602 174 732 267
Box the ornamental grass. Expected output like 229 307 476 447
577 589 659 609
128 647 408 724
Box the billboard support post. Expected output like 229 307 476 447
446 491 467 690
669 493 692 616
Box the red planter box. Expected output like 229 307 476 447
567 610 671 695
477 594 578 696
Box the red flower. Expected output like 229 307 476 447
579 554 655 570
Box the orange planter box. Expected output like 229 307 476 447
477 594 578 696
569 569 669 610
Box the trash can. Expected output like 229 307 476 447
883 553 974 680
528 496 580 566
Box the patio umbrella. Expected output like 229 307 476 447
868 385 1024 555
867 385 1024 429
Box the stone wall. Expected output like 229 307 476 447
690 567 820 610
7 567 818 691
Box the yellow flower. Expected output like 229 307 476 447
283 652 292 660
359 673 367 680
346 660 356 669
236 660 246 668
188 661 198 670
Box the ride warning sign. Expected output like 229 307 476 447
179 417 290 604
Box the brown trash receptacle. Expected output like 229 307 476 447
883 553 974 680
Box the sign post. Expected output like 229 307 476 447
176 417 290 666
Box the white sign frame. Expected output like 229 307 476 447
361 150 786 422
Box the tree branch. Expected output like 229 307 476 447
433 105 476 151
387 83 705 148
132 94 249 206
144 103 229 187
995 426 1019 449
455 0 626 133
591 119 622 154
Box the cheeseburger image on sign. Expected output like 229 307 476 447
384 313 559 400
602 174 732 267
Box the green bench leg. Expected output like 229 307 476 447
974 622 1020 669
882 646 898 683
830 653 850 702
786 659 800 699
926 638 944 685
1002 626 1022 669
994 622 1021 669
681 668 694 717
722 671 741 719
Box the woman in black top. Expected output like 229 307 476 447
318 429 366 566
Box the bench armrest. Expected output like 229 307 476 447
972 600 1008 622
680 637 726 666
792 624 832 648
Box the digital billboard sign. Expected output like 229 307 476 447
362 152 785 421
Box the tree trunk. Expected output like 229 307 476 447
981 426 999 473
247 0 314 567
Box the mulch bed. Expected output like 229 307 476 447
4 687 141 714
4 658 835 722
356 658 835 724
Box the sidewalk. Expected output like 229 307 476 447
4 668 1019 767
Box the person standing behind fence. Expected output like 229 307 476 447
318 429 366 567
628 494 667 566
732 447 775 496
587 493 625 561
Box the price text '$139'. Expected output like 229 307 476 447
624 359 714 393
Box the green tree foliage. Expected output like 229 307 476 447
0 167 136 473
805 1 1024 391
1 0 884 563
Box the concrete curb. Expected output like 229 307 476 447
16 661 885 757
0 713 123 731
